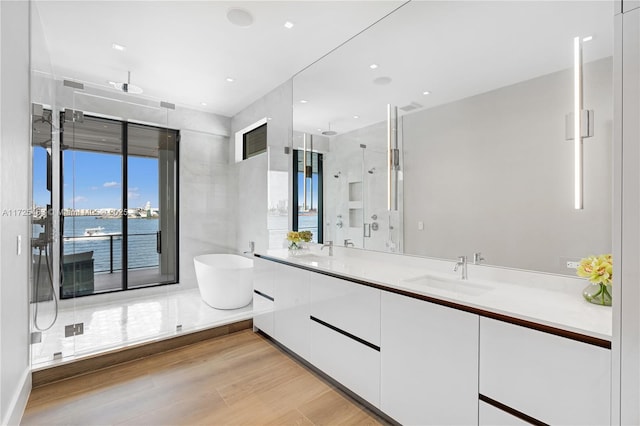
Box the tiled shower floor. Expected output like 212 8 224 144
31 288 254 368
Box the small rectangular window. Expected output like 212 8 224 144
243 123 267 159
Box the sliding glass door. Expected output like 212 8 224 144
60 113 178 298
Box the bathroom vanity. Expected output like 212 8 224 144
252 248 612 425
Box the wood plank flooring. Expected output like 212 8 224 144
23 330 387 425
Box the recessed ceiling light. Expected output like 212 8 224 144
284 21 294 29
299 100 308 104
422 91 431 95
227 8 254 27
225 77 235 83
373 76 392 86
369 64 379 69
201 102 207 106
353 115 359 119
317 128 322 132
112 43 126 51
582 35 593 42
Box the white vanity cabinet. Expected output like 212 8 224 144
380 291 479 425
479 317 611 425
272 261 312 360
309 274 381 407
252 257 275 337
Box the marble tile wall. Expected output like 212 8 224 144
230 81 293 253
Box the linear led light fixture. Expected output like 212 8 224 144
566 36 594 210
574 36 583 210
387 104 392 211
302 133 308 212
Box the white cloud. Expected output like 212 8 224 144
90 186 98 191
72 196 87 204
103 181 119 188
128 191 140 200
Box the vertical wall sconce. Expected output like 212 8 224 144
387 104 400 211
566 36 594 210
387 105 392 211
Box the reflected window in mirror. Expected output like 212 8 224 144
292 149 323 243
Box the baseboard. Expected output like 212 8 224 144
2 367 31 426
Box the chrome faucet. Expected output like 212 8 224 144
344 239 354 247
321 240 334 256
243 241 255 254
473 252 485 265
453 255 468 280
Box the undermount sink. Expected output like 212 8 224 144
402 274 494 296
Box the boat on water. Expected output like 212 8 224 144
62 227 121 242
84 226 105 236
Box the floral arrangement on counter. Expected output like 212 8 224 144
577 254 613 306
286 230 313 250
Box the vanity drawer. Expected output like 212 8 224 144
310 273 380 346
253 257 275 297
479 400 530 426
479 317 611 425
310 317 380 407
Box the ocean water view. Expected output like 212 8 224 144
62 216 160 272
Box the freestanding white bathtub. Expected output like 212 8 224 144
193 254 253 309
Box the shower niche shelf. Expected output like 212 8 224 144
349 181 363 202
349 208 363 228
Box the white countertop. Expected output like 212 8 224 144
259 247 613 342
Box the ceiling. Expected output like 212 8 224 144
32 1 406 117
292 0 614 136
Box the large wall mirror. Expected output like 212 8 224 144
292 1 613 275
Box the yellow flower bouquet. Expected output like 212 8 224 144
577 254 612 306
286 230 313 250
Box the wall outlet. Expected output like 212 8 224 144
418 221 424 231
566 261 580 269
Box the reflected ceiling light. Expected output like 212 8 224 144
369 64 379 69
422 91 431 95
225 77 235 82
353 115 359 119
299 99 308 104
201 102 207 106
582 35 593 42
373 76 392 85
284 21 294 29
227 8 254 27
112 43 126 51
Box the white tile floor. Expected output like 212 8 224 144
31 288 254 369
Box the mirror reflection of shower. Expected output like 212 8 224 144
320 125 402 253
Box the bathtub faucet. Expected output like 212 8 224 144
243 241 255 254
321 240 334 256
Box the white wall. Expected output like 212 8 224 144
179 130 234 287
402 57 612 275
0 1 32 424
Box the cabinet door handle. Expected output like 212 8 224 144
363 223 371 237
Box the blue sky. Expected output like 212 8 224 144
33 147 159 209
